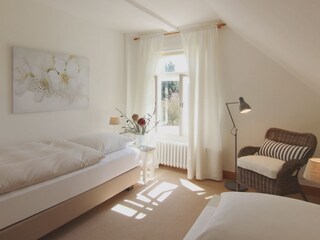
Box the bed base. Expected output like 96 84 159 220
0 167 140 240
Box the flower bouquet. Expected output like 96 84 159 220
115 108 159 136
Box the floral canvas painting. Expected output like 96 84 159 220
13 47 89 113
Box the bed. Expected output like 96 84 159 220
0 133 140 240
184 192 320 240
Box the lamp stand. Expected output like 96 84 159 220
225 102 248 192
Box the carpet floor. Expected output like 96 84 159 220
42 166 320 240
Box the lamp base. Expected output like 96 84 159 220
224 180 248 192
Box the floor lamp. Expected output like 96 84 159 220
225 97 251 191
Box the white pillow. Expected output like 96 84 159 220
69 132 134 154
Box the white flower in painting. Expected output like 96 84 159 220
14 57 32 83
26 76 54 102
14 57 33 95
14 55 54 102
48 56 81 102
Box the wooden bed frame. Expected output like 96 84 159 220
0 167 140 240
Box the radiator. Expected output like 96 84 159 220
156 141 188 169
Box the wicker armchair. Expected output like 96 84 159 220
237 128 317 200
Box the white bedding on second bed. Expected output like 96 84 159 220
184 195 220 240
184 192 320 240
0 147 140 230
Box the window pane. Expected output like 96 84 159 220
157 54 188 74
161 80 180 126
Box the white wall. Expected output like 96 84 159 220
219 27 320 186
127 28 320 186
0 0 125 145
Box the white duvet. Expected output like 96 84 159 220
0 140 104 195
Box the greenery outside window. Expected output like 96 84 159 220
155 51 189 138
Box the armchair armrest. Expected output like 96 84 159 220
238 146 260 157
277 159 306 178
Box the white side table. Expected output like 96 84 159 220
138 146 156 184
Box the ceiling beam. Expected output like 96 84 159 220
125 0 178 32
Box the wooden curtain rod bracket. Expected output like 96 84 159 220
217 23 226 29
133 23 226 40
133 31 180 40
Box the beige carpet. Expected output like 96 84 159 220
41 167 226 240
42 166 320 240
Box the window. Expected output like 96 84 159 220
155 51 189 138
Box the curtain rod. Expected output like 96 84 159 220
133 23 226 40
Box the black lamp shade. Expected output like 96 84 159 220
239 97 251 113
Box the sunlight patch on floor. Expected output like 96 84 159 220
124 199 144 208
135 213 146 220
148 182 178 199
110 180 178 220
136 194 151 203
180 179 205 192
111 204 137 217
197 192 206 196
157 190 173 202
180 178 209 197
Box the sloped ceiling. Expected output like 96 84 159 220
34 0 320 94
34 0 220 33
206 0 320 94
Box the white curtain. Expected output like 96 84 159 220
181 26 223 181
131 34 164 115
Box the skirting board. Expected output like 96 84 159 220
0 167 140 240
223 170 320 196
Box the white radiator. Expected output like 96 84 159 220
156 141 188 169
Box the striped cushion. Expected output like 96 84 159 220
257 139 310 161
